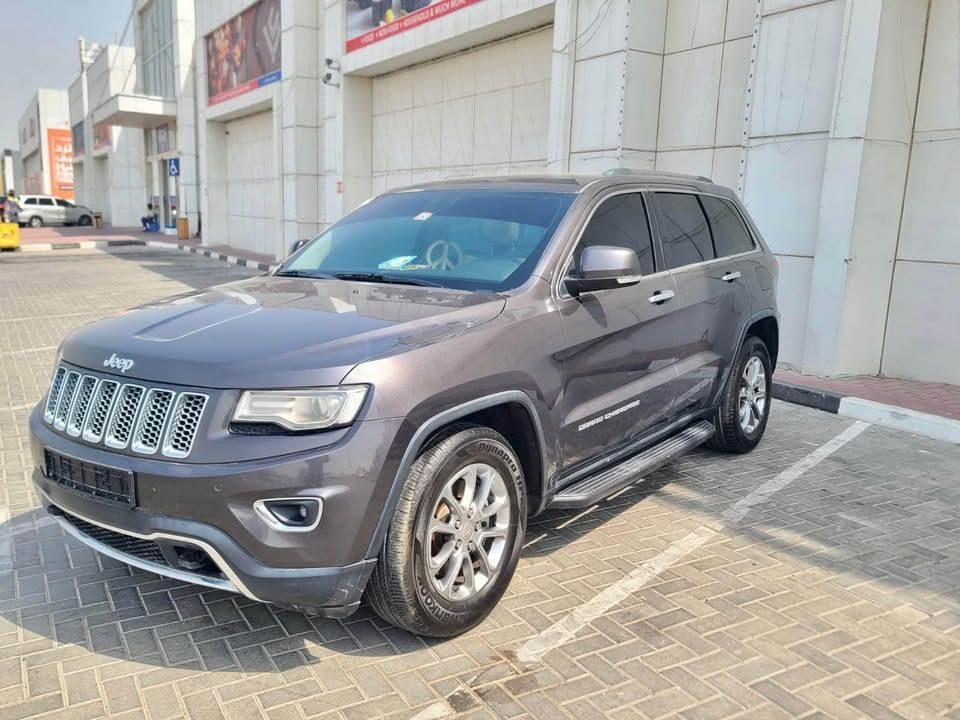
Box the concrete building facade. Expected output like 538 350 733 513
70 45 148 226
70 0 959 386
17 89 73 198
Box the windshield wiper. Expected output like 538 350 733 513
273 269 337 279
334 272 442 288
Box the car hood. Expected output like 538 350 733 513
59 276 506 388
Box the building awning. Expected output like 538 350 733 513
92 93 176 129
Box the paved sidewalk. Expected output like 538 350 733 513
1 247 959 719
776 369 960 422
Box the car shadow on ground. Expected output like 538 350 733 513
0 472 682 675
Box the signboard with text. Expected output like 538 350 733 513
46 128 74 200
206 0 282 106
346 0 482 53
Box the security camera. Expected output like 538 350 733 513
325 58 341 71
321 72 340 88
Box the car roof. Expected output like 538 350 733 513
385 170 735 198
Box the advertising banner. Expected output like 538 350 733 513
46 128 74 200
206 0 282 106
93 122 112 151
346 0 482 53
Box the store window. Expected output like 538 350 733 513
141 0 175 97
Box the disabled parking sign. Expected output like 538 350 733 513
167 157 180 177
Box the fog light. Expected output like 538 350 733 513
254 498 322 532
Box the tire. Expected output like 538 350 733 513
366 426 527 637
77 215 92 227
708 335 772 453
28 216 42 228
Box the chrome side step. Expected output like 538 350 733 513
547 420 715 509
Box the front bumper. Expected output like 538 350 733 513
30 407 406 616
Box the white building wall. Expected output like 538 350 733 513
75 46 148 226
17 89 70 195
369 27 553 195
882 0 960 384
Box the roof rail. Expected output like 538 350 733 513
601 167 713 183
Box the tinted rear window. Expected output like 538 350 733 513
702 196 755 256
656 193 715 269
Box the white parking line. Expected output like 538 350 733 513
515 420 871 663
0 345 56 356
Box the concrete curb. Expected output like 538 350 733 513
20 239 147 252
772 380 842 414
774 378 960 445
838 397 960 445
145 240 278 273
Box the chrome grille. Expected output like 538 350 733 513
44 367 67 423
66 376 98 437
82 380 119 443
53 371 81 431
43 365 207 459
131 389 174 454
162 393 208 459
104 385 146 449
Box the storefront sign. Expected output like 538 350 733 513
206 0 282 106
46 128 74 200
346 0 482 53
93 122 111 151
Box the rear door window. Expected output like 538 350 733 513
701 196 755 257
572 193 655 277
38 198 54 206
656 193 715 269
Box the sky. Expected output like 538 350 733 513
0 0 132 151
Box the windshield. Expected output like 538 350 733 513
281 189 575 291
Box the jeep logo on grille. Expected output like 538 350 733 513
103 353 135 374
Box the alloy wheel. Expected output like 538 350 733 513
425 463 511 601
738 355 767 434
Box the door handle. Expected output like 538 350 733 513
648 289 675 305
721 271 741 282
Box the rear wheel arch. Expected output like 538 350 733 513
746 315 779 368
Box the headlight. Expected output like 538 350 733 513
233 386 368 431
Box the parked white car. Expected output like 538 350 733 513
17 195 94 227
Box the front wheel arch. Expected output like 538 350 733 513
364 391 547 560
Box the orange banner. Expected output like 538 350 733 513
47 128 74 200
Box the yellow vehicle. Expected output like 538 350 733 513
0 222 20 251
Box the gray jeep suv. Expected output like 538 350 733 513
30 171 779 636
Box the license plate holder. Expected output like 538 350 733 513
43 449 136 507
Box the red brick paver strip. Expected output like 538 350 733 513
776 369 960 421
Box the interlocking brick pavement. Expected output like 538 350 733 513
1 247 959 719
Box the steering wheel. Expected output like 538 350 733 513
425 239 464 271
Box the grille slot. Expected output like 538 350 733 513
44 367 67 423
104 385 146 449
162 394 208 458
131 389 175 454
66 376 99 437
53 371 81 431
82 380 119 443
43 365 207 459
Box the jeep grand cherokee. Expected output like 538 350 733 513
30 171 778 636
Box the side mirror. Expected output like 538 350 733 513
565 245 644 296
289 238 309 256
